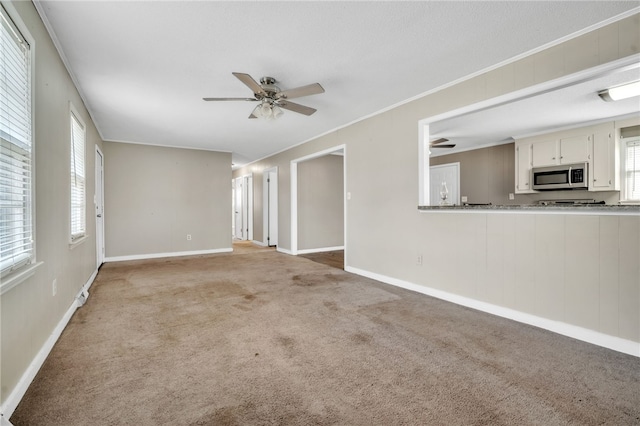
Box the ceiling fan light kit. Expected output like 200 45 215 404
204 72 325 120
252 101 283 120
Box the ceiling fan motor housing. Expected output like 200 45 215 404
258 77 280 100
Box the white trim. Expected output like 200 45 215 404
251 239 267 247
95 145 105 268
103 138 232 155
263 166 278 247
290 161 298 254
345 265 640 357
104 248 232 263
1 269 98 418
296 246 344 255
276 247 294 255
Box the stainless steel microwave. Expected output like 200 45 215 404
532 162 588 191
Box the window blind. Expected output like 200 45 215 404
625 137 640 201
0 5 33 275
70 111 85 240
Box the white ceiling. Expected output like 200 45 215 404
35 1 639 167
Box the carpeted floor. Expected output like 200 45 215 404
10 246 640 425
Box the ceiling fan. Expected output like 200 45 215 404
430 138 456 149
203 72 325 119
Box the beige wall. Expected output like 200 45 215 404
103 142 232 258
431 143 516 205
235 13 640 348
298 155 344 250
1 1 104 407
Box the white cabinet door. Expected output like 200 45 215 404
560 134 590 164
592 130 616 191
515 142 533 193
532 139 558 167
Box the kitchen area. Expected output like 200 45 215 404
422 59 640 214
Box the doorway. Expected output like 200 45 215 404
95 147 105 268
290 145 346 265
233 175 253 240
263 167 278 247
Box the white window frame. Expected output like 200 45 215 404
70 104 86 243
621 135 640 203
0 2 38 293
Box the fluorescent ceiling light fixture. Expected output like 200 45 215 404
598 80 640 102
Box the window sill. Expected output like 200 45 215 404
69 235 88 250
0 261 44 295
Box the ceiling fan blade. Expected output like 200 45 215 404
277 83 325 100
430 137 450 145
277 100 317 116
248 112 258 119
203 97 257 101
431 144 456 148
232 72 267 96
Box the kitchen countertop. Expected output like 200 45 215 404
418 204 640 215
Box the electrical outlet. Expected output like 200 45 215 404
186 234 192 241
52 279 57 296
509 193 515 200
416 254 423 266
461 196 468 202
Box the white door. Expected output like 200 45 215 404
234 177 243 239
430 162 460 205
264 168 278 246
95 147 105 267
244 175 253 241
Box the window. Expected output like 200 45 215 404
0 5 33 276
623 136 640 201
70 109 86 241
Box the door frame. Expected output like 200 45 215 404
95 146 105 268
263 166 278 247
290 144 347 263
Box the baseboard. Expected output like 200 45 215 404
251 240 268 247
296 246 345 255
345 265 640 358
276 247 294 255
1 269 98 419
104 248 233 263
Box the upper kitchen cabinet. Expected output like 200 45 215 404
591 125 617 191
531 139 558 167
560 134 591 164
531 134 591 167
515 141 533 193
